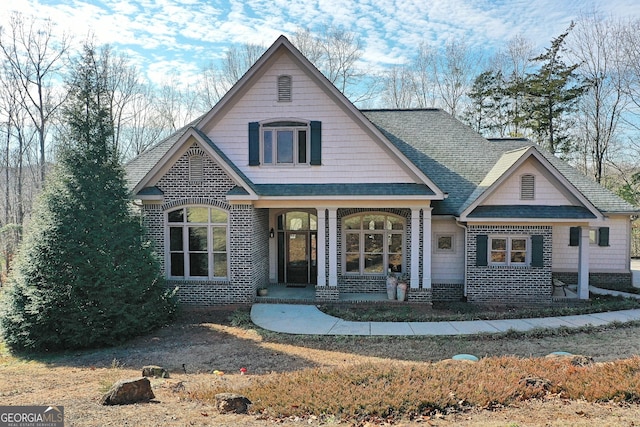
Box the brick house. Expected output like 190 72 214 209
126 35 638 305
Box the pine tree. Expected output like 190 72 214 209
523 23 585 156
0 44 176 352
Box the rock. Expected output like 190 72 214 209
569 355 594 366
101 377 155 405
215 393 252 414
142 365 169 378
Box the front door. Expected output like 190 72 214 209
277 211 317 285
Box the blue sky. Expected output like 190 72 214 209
3 0 640 86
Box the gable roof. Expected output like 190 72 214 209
458 145 603 221
362 110 637 217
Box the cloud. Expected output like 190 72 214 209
1 0 637 88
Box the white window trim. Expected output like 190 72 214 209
434 233 455 253
165 206 229 280
342 213 405 276
260 120 310 166
488 235 531 267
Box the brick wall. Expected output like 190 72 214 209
467 225 552 304
141 142 261 305
432 283 465 302
553 271 632 287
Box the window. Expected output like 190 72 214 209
167 206 228 279
262 121 308 165
520 174 535 200
277 75 292 102
489 236 529 266
435 233 454 253
343 213 404 275
249 121 321 166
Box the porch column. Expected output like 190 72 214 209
577 226 590 299
411 208 420 288
328 208 338 286
316 208 326 286
422 207 432 289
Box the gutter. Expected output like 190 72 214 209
455 220 468 297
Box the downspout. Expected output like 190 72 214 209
456 220 468 297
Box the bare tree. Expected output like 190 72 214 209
569 12 629 184
0 12 70 185
382 64 415 108
433 40 481 118
412 42 439 108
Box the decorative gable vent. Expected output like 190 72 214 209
187 147 205 183
520 174 535 200
277 75 292 102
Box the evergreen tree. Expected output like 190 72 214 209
464 70 509 137
0 44 176 352
523 23 585 156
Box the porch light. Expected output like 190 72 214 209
270 228 275 238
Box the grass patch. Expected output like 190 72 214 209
185 356 640 423
318 294 640 322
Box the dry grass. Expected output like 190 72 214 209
2 306 640 426
185 356 640 423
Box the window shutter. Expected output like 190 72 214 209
531 235 544 267
569 227 580 246
189 155 203 182
248 122 260 166
476 235 488 266
598 227 610 247
310 121 322 165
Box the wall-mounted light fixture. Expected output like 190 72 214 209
269 228 275 238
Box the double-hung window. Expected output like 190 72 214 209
262 121 309 165
489 236 529 266
167 206 228 279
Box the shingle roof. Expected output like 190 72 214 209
363 110 637 216
252 183 435 197
125 108 636 217
467 205 597 219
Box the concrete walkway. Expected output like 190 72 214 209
251 282 640 336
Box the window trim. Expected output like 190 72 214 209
488 235 530 267
342 213 405 276
435 233 455 253
165 206 229 280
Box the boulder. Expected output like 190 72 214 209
215 393 252 414
142 365 169 378
101 377 155 405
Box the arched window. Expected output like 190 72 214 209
343 213 404 275
167 206 228 279
520 174 535 200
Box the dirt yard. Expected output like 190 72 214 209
2 305 640 426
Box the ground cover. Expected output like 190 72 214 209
1 304 640 426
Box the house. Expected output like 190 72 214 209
126 35 639 306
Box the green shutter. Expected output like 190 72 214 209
569 227 580 246
476 235 488 266
531 235 544 267
248 122 260 166
598 227 610 247
310 121 321 165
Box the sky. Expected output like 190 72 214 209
2 0 640 87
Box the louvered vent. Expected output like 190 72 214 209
520 174 535 200
278 75 292 102
189 155 204 182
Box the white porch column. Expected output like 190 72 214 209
422 207 432 289
328 208 338 286
577 226 590 299
411 208 420 288
316 208 326 286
